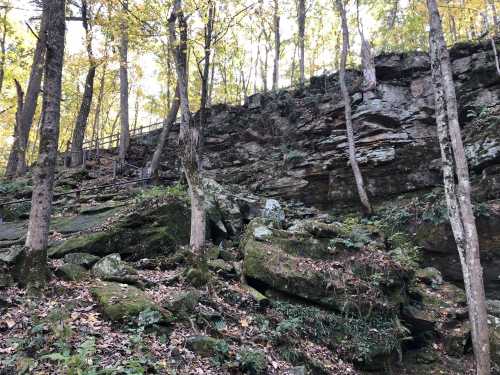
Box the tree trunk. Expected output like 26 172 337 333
119 0 130 163
272 0 280 90
91 52 108 157
199 1 215 134
488 0 498 36
21 0 66 293
70 66 96 166
169 0 206 256
9 79 25 175
0 7 8 95
150 85 180 180
298 0 305 88
427 1 490 373
5 13 47 177
336 0 372 215
356 0 376 91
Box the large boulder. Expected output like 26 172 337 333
241 219 409 312
49 198 190 260
92 253 140 286
91 281 173 323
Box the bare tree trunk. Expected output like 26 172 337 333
5 13 47 177
119 0 130 163
298 0 306 88
336 0 372 215
169 0 206 257
427 1 490 373
208 50 216 106
488 0 498 36
356 0 376 91
150 86 179 180
91 50 108 157
0 7 8 95
386 0 398 30
9 79 24 173
199 1 215 133
70 1 96 167
21 0 65 292
272 0 280 90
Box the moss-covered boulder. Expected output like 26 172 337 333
242 219 408 312
91 281 173 323
48 198 190 260
63 252 100 268
91 253 141 286
166 290 200 316
55 263 88 281
186 336 228 357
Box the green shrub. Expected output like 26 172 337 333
238 348 267 375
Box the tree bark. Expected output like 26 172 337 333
10 79 25 172
5 14 47 177
488 0 498 36
119 0 130 163
169 0 206 256
272 0 280 91
0 7 8 95
21 0 66 292
150 85 179 180
70 0 96 167
199 1 215 133
356 0 376 91
427 1 490 373
297 0 305 88
336 0 372 215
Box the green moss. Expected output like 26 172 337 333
48 231 114 258
238 348 267 374
91 281 173 323
55 264 88 281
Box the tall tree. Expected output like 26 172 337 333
119 0 130 163
427 0 490 373
20 0 66 292
199 1 215 131
0 6 9 95
336 0 372 214
150 85 179 180
169 0 207 258
272 0 280 90
5 14 47 177
356 0 376 91
70 0 96 167
297 0 306 87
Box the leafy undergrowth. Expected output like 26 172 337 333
0 262 358 375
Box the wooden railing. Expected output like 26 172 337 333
82 120 165 151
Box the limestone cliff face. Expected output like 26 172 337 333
134 40 500 210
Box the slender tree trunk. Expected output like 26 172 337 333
21 0 65 292
356 0 376 91
488 0 498 36
0 8 8 95
199 1 214 133
70 0 96 167
169 0 206 258
10 79 25 173
272 0 280 91
298 0 305 87
427 1 490 373
336 0 372 215
208 50 216 106
119 0 130 163
92 53 108 156
5 13 47 177
150 86 179 180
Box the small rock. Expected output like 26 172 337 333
286 366 306 375
186 336 227 357
487 300 500 318
64 252 100 269
262 199 285 225
416 267 443 288
56 263 88 281
253 226 273 241
166 290 200 314
92 253 137 279
0 246 23 264
207 246 220 260
91 281 173 323
207 259 236 278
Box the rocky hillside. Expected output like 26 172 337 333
1 39 500 374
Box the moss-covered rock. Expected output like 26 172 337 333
48 198 190 260
242 219 407 312
63 252 100 268
55 263 88 281
91 281 173 323
166 290 200 316
186 336 228 357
